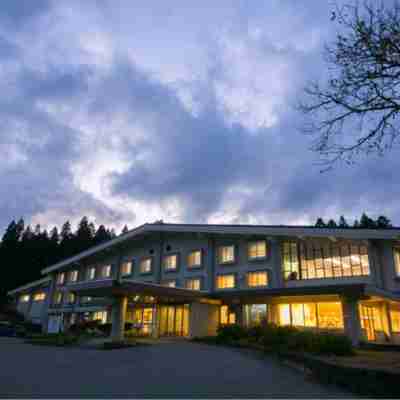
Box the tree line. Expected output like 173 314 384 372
314 213 392 229
0 217 129 304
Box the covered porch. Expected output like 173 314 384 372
68 279 220 341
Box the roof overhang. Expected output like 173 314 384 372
41 222 400 276
67 278 208 302
7 277 51 296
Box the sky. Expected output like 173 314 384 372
0 0 399 234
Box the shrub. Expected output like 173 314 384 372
311 332 354 356
124 322 134 331
98 323 112 335
216 324 247 344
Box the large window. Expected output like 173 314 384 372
140 257 152 274
53 291 63 305
218 245 235 264
244 304 267 326
394 247 400 277
247 271 268 287
66 292 76 304
56 272 65 285
220 305 236 325
121 261 132 276
185 278 201 290
92 311 107 324
248 240 267 260
390 309 400 333
278 302 343 330
282 242 300 280
33 292 46 301
283 241 370 280
164 254 178 271
20 294 30 303
216 274 235 289
101 265 112 278
187 250 202 268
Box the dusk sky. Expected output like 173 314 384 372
1 0 399 233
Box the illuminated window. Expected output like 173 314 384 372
187 250 202 268
278 302 343 330
390 309 400 333
81 296 92 303
216 274 235 289
394 248 400 277
56 272 65 285
92 311 107 324
53 291 63 305
247 271 268 287
140 257 152 274
218 245 235 264
101 265 112 278
69 270 78 282
185 278 201 290
20 294 30 303
248 241 267 259
121 261 132 276
164 254 178 271
282 242 299 280
244 304 267 326
299 242 370 280
162 280 176 288
87 267 96 280
33 292 46 301
220 305 236 325
67 292 76 304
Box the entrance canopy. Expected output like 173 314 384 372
68 278 208 303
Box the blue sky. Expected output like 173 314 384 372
0 0 399 233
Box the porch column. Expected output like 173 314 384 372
341 296 362 347
152 305 159 338
111 296 128 342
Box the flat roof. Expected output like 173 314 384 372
41 222 400 275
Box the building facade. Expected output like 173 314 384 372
8 223 400 345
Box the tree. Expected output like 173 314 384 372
359 212 377 228
121 225 129 235
299 1 400 168
315 217 326 227
94 225 111 245
327 219 338 228
338 215 349 228
376 215 392 228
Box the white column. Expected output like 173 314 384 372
341 296 362 347
111 296 128 342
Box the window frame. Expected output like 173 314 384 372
246 270 269 288
139 256 153 275
101 264 112 279
56 272 65 285
393 247 400 278
217 244 236 265
87 267 96 281
33 292 46 302
215 273 236 289
187 249 203 269
247 240 268 261
121 260 133 277
185 277 202 290
69 270 79 283
163 253 179 272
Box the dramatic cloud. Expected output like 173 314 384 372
0 0 399 233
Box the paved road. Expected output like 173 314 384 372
0 338 352 398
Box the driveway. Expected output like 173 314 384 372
0 338 351 398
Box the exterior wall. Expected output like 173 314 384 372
189 302 219 337
375 240 400 292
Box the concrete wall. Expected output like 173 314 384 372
189 302 219 337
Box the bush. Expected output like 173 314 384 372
124 322 133 331
26 333 79 346
216 324 247 344
311 332 354 356
98 323 112 335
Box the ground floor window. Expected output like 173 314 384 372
92 311 108 324
278 301 343 330
243 304 267 327
159 305 189 337
359 304 383 341
219 305 236 325
390 309 400 333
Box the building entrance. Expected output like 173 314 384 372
159 305 189 337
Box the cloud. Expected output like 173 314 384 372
0 0 399 234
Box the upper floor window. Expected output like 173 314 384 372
282 242 300 280
81 296 92 303
53 291 63 305
216 274 235 289
164 254 178 271
187 250 202 268
20 294 30 303
140 257 152 274
393 247 400 277
218 245 235 264
185 278 201 290
101 265 112 278
121 261 132 276
247 271 268 287
162 279 176 288
66 292 76 304
69 270 79 282
87 267 96 280
56 272 65 285
33 292 46 301
248 240 267 260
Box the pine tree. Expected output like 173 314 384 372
376 215 392 229
327 219 337 228
94 225 111 245
315 218 326 228
359 213 376 229
121 225 129 235
338 216 349 228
